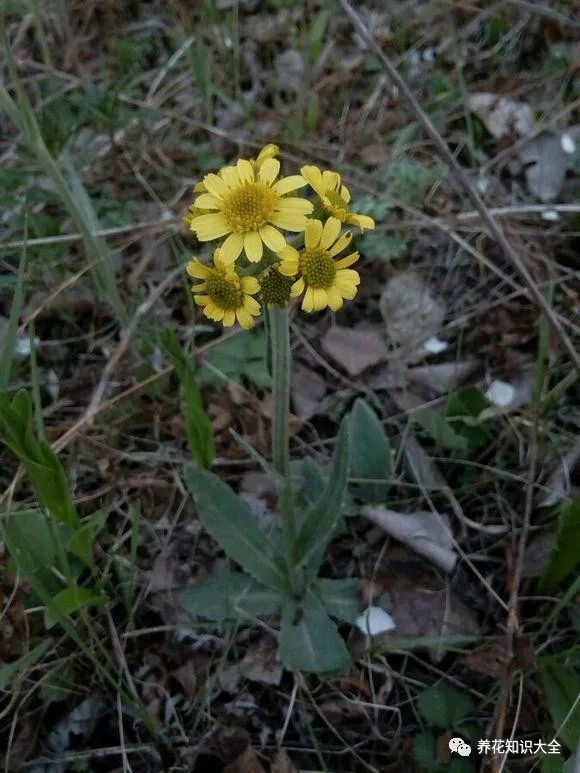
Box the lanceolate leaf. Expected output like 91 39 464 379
180 571 282 621
540 663 580 750
278 591 351 673
314 577 363 624
292 419 350 580
539 499 580 593
349 398 392 501
184 463 287 591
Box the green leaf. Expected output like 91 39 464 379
415 408 469 454
313 577 363 624
444 387 492 452
184 463 287 591
540 663 580 750
413 732 474 773
0 638 53 691
44 586 107 629
359 232 408 262
161 327 215 469
180 571 282 621
0 236 26 392
202 331 271 389
539 500 580 593
292 419 350 582
349 398 392 501
2 509 60 591
416 684 475 729
278 591 351 673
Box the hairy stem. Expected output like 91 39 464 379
270 305 291 477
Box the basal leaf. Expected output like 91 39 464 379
184 463 287 591
180 571 282 621
416 684 475 729
540 663 580 750
292 419 350 583
539 499 580 593
313 577 363 624
278 591 351 673
349 398 392 502
44 587 107 629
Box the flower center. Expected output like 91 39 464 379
299 249 337 289
205 272 242 310
260 269 294 305
322 191 348 221
222 182 277 232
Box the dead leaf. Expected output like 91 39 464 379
321 324 388 376
291 361 327 420
224 746 266 773
275 50 304 94
519 131 570 202
521 530 554 578
360 572 480 656
363 506 458 573
379 273 446 354
463 637 507 678
407 360 479 395
240 639 283 686
402 434 446 491
271 750 300 773
538 439 580 507
469 92 533 139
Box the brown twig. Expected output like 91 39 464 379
339 0 580 374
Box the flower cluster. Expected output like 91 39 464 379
184 145 375 329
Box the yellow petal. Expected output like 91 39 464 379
191 213 230 240
335 251 359 269
272 175 307 195
259 224 286 252
278 245 299 260
240 276 260 294
328 231 353 257
186 259 212 279
336 268 360 285
290 277 305 297
203 173 228 199
276 197 313 214
322 170 341 191
237 158 254 183
313 288 328 311
220 232 245 264
327 287 343 311
259 157 280 185
278 259 299 276
193 294 209 306
221 165 240 189
350 213 375 231
243 295 261 315
236 307 256 329
270 212 309 231
223 310 236 327
256 143 280 163
193 193 221 210
305 219 323 249
302 286 315 313
340 184 351 203
320 217 341 251
300 165 324 195
244 231 263 262
191 282 206 291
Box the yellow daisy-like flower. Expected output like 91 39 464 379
186 249 261 329
278 217 360 312
301 165 375 232
186 157 312 264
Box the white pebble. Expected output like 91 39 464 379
561 133 576 154
423 336 448 354
485 379 515 407
355 606 396 636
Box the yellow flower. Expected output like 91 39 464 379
186 157 312 264
186 249 261 329
301 165 375 231
278 218 360 312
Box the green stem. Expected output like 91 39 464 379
270 305 291 477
